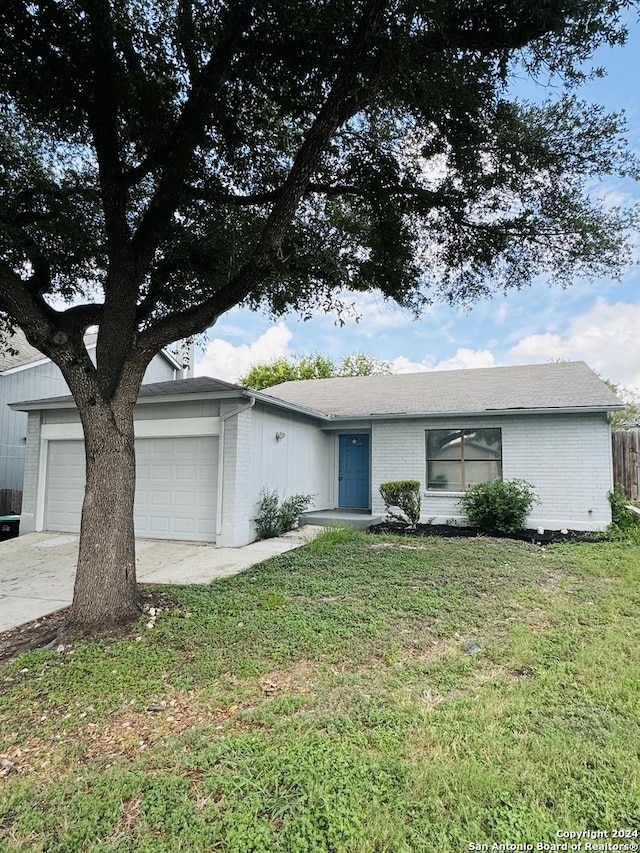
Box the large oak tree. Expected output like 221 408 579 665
0 0 637 637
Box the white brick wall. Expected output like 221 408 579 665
18 412 42 535
217 401 256 547
371 413 613 531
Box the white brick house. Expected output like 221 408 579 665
10 362 622 545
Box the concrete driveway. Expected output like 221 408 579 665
0 528 321 632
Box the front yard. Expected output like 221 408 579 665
0 528 638 851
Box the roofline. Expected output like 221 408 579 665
250 389 331 420
159 348 182 370
9 387 247 411
327 405 624 420
0 341 99 376
2 341 181 377
10 386 622 418
9 386 334 420
1 355 52 376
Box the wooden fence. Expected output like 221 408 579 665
0 489 22 515
612 430 640 501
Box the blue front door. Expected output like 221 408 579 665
338 434 370 508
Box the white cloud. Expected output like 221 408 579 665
390 355 433 373
507 299 640 391
433 348 497 371
195 322 293 382
391 347 497 374
337 290 425 335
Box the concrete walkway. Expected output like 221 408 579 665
0 528 321 632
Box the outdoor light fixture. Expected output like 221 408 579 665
275 431 286 441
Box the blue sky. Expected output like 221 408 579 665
196 16 640 391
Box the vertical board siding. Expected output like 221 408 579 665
0 489 22 514
612 430 640 500
0 362 69 489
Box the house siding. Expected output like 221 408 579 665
250 405 333 508
2 351 176 490
217 400 254 547
142 357 176 384
17 412 43 534
42 399 221 425
371 412 613 531
0 362 69 489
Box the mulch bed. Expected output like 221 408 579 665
368 522 609 546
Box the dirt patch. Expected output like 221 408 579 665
0 588 179 667
0 608 69 667
0 660 323 778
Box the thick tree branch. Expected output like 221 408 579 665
83 0 129 250
129 1 255 272
251 0 391 264
186 181 445 206
137 0 393 354
176 0 201 82
0 263 59 348
397 3 572 59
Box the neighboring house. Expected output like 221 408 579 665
0 327 182 492
10 361 622 546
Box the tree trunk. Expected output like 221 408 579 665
64 397 140 638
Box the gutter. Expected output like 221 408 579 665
8 388 250 412
322 405 625 421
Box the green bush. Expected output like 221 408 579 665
460 479 538 534
253 489 314 539
379 480 421 527
607 487 640 541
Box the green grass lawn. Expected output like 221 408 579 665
1 528 639 852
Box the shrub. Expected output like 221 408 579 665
254 489 314 539
460 479 538 534
379 480 421 527
279 494 315 533
608 487 640 540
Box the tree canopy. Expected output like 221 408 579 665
605 379 640 430
240 352 392 389
1 0 638 635
1 0 638 370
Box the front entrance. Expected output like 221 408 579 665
338 434 370 508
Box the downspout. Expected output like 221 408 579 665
216 394 256 541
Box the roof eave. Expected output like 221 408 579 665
250 390 331 420
159 349 182 370
324 405 624 420
9 387 249 411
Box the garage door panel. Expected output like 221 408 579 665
45 436 218 542
174 493 195 508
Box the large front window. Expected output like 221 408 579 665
426 429 502 491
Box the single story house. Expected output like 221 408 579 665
10 361 622 546
0 327 182 492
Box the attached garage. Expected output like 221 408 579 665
12 375 334 547
44 435 219 542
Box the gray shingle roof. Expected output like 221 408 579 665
260 361 622 417
10 376 244 408
0 328 99 372
0 327 47 371
10 362 623 417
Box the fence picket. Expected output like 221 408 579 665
0 489 23 515
612 430 640 501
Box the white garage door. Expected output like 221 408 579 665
44 436 219 542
